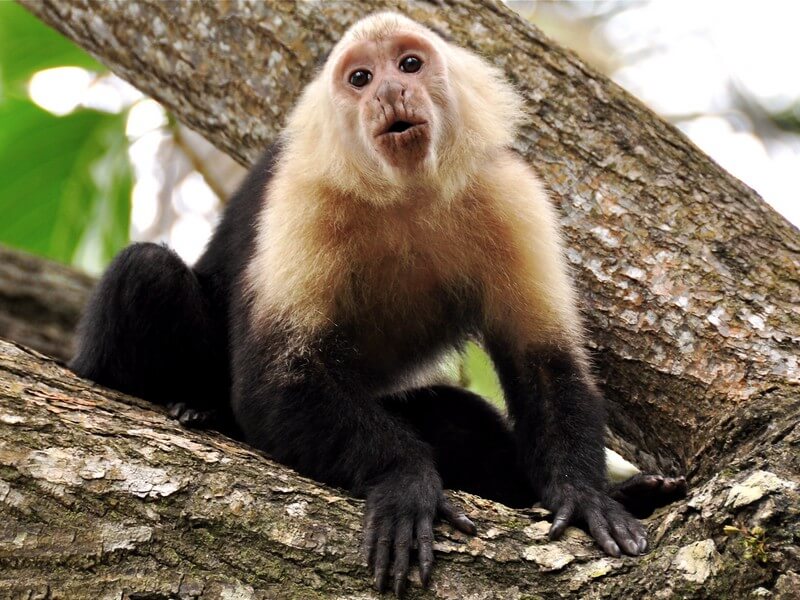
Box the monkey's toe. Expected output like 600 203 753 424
167 402 187 419
661 475 688 496
617 474 663 496
167 402 216 428
179 408 216 427
610 473 688 518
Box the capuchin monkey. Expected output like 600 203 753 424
71 13 686 596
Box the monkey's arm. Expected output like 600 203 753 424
487 338 646 556
229 321 474 594
479 159 647 557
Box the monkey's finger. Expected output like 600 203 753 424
415 515 435 588
607 512 640 556
620 510 648 554
438 498 477 535
548 499 575 540
585 509 621 558
627 518 648 555
392 519 413 598
362 509 378 566
373 520 393 592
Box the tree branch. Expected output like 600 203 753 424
1 338 797 598
0 245 92 362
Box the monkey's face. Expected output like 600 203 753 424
331 32 450 174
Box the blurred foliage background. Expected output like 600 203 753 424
0 2 131 270
1 1 798 405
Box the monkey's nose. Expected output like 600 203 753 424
375 80 405 105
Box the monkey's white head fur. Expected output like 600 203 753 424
279 12 525 204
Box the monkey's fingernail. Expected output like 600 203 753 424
420 564 432 587
458 516 477 535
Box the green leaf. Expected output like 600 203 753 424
0 99 131 271
0 2 103 98
462 342 505 409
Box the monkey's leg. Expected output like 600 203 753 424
70 243 227 428
380 385 536 508
383 385 686 516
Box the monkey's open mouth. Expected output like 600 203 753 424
380 120 426 136
388 120 414 133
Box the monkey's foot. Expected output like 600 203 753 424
609 473 688 519
166 402 217 428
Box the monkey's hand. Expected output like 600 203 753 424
362 468 476 596
546 483 648 557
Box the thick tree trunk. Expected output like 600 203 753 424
4 0 799 598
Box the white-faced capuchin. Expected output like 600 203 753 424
71 12 686 596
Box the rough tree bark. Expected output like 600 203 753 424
0 246 93 363
2 0 798 598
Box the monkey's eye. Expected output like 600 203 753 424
399 56 422 73
349 69 372 88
